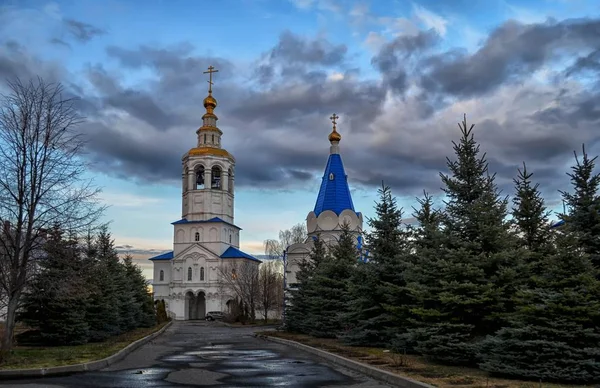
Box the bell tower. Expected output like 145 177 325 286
181 66 235 224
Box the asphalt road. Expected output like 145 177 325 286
0 321 392 387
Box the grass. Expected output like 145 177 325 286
0 322 169 370
258 331 592 388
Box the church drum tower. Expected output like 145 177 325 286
150 66 261 320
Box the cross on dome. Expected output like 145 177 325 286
203 65 219 94
328 113 341 143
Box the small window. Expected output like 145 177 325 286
204 134 207 144
195 232 200 241
232 268 237 280
329 173 334 180
187 267 192 281
229 234 232 243
159 270 164 281
212 134 215 143
200 267 205 281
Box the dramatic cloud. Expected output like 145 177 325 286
0 8 599 204
63 18 105 43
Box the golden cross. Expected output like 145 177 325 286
330 113 339 127
203 65 219 93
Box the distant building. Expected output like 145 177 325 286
149 67 260 321
285 115 364 288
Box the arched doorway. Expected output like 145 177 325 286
185 291 206 320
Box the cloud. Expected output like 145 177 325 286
0 6 599 207
63 18 105 43
413 4 448 37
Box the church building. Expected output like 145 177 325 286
149 66 260 320
285 115 364 287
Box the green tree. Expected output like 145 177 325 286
559 145 600 270
307 224 357 338
343 183 411 347
19 227 90 345
512 163 553 253
285 234 329 334
479 232 600 383
123 255 156 327
85 227 122 341
408 115 512 365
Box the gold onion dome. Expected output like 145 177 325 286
328 128 341 142
203 94 217 109
328 113 341 142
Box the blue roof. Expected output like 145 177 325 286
172 217 241 230
551 219 565 228
314 153 355 216
221 246 262 262
149 251 174 261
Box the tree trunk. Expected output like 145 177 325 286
0 292 20 362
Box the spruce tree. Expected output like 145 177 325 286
479 231 600 383
20 227 90 345
285 234 329 333
408 115 512 365
307 224 357 338
123 255 156 327
512 163 553 253
86 227 122 341
559 145 600 271
343 183 411 347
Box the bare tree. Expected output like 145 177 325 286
0 78 104 359
264 222 307 258
217 260 259 322
258 260 283 322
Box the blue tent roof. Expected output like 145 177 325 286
551 219 565 228
314 154 355 216
171 217 241 230
149 251 174 260
221 246 262 262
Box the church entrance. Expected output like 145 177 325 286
185 291 206 320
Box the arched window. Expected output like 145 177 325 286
211 166 221 189
159 270 164 281
196 165 205 189
200 267 205 281
195 232 200 241
232 268 237 280
228 168 233 194
211 134 215 143
229 234 232 243
187 267 192 281
203 134 207 144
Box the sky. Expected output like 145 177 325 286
1 0 599 278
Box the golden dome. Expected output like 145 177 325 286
203 94 217 108
185 147 235 161
328 128 341 142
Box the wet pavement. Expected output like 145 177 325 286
0 321 391 387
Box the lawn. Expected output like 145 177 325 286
0 322 169 370
258 331 592 388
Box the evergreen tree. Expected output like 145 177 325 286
512 162 553 253
123 255 156 327
479 232 600 383
307 224 357 338
285 234 329 333
559 145 600 270
407 115 512 365
85 227 122 341
343 183 411 347
19 227 90 345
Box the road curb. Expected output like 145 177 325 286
256 334 434 388
0 321 173 378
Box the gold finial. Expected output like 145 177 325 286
203 65 219 94
328 113 341 142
